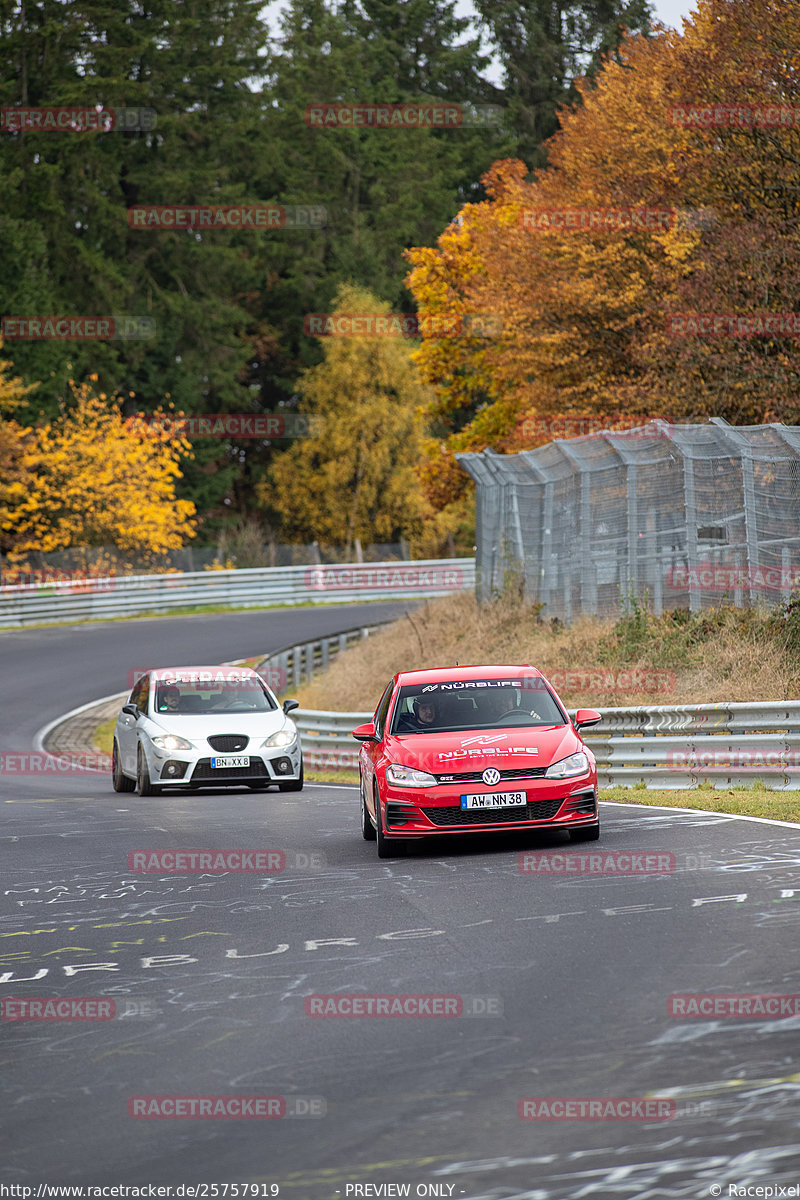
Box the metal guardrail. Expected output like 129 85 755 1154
295 700 800 789
253 622 395 693
0 559 475 627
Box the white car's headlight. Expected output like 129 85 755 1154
152 734 194 752
262 728 297 748
545 751 590 778
386 763 436 788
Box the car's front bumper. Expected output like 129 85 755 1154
379 776 598 836
147 743 302 787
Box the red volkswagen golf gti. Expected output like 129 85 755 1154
353 665 601 858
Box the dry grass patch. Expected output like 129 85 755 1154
293 592 800 713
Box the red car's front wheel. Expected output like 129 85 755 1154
374 783 405 858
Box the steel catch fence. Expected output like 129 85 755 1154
457 419 800 619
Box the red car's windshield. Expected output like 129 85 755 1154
388 678 567 735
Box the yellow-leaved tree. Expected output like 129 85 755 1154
0 341 40 548
262 284 463 556
2 375 197 569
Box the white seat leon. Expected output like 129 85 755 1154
112 666 303 795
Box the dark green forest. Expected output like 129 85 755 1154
0 0 653 541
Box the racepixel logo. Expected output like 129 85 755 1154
518 1097 676 1120
128 1095 326 1118
0 106 156 132
668 994 800 1018
518 851 676 875
1 316 155 341
1 997 157 1020
128 205 327 229
304 994 502 1017
303 313 502 338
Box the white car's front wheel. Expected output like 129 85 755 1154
137 744 161 796
112 740 135 793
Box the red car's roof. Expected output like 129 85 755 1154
394 664 541 686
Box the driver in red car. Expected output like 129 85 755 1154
483 687 543 723
397 694 440 732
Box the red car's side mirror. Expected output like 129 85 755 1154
574 708 602 729
352 722 378 742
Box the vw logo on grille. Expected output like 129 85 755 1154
482 767 501 787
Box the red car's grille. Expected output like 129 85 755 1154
434 766 548 783
420 799 565 826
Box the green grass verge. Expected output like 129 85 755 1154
602 784 800 823
94 716 115 756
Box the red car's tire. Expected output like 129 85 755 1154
375 783 405 858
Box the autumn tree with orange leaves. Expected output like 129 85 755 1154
406 0 800 512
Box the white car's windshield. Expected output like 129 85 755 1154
154 679 276 715
389 678 567 734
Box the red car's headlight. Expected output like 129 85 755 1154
386 764 437 788
545 751 590 779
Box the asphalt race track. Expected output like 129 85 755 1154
2 605 800 1198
